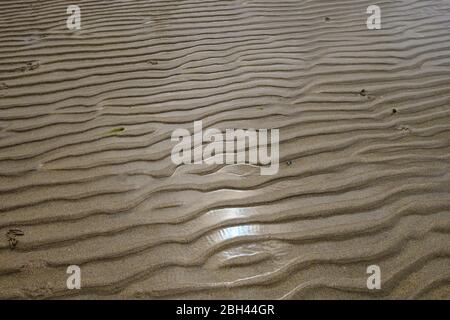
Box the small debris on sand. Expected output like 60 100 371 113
6 229 24 250
106 127 125 135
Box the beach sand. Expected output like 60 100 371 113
0 0 449 299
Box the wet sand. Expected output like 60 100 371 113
0 0 449 299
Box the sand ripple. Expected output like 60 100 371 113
0 0 449 299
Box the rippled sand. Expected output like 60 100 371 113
0 0 449 299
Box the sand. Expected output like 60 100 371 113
0 0 449 299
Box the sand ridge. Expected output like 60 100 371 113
0 0 449 299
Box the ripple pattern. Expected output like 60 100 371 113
0 0 449 299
